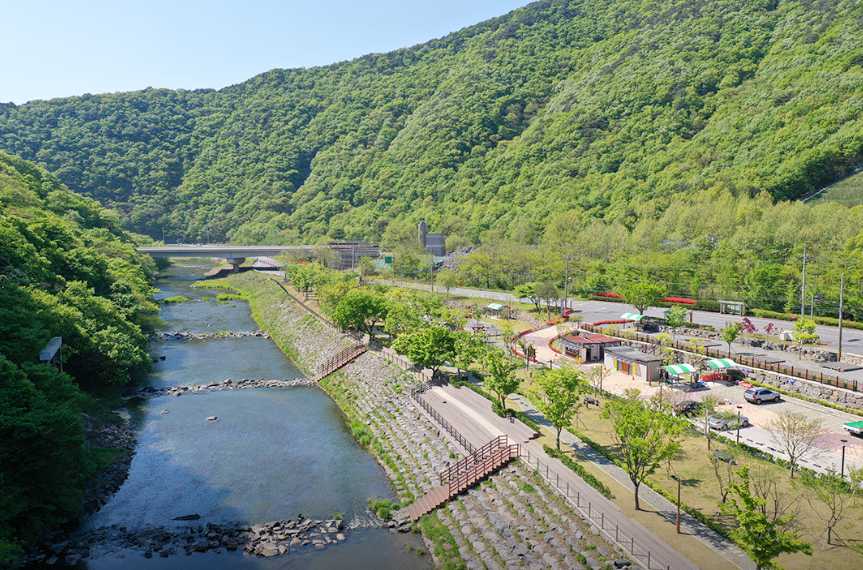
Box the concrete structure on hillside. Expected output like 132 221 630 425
39 336 63 371
603 346 662 382
418 220 446 257
327 241 381 270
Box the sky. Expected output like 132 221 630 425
1 0 532 104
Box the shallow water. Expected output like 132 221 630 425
76 261 429 569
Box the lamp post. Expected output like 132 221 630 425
671 474 682 534
840 439 848 478
736 405 743 445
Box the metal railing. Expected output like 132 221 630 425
522 450 672 570
411 390 475 454
313 343 367 381
439 435 509 485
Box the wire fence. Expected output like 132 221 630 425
521 450 675 570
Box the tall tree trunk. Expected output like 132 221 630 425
634 482 641 510
556 427 562 450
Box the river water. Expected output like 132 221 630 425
81 261 429 569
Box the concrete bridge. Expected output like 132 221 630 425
138 243 379 270
138 245 317 268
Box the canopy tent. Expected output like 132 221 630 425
620 312 644 322
663 363 696 377
486 303 505 311
705 358 737 370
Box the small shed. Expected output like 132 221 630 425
560 333 621 363
39 336 63 370
604 346 663 382
485 302 512 318
719 301 745 316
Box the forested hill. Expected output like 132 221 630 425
0 151 157 561
1 0 862 245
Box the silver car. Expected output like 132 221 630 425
743 387 780 404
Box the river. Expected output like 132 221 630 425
78 261 430 569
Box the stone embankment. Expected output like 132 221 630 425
81 417 136 516
157 330 270 341
135 377 315 398
231 272 620 568
31 517 350 565
333 352 619 569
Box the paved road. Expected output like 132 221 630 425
420 385 750 570
376 280 863 357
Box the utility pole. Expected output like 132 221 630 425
429 257 435 293
562 255 570 316
800 245 807 317
838 272 845 361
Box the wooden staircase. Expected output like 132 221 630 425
312 344 367 381
395 435 519 522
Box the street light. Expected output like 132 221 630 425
736 405 743 445
841 439 848 478
671 474 682 534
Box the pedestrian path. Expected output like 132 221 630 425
420 385 710 570
508 393 755 570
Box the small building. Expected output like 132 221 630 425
418 220 446 257
719 300 745 316
39 336 63 371
603 346 663 382
560 333 621 363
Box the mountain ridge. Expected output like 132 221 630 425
0 0 861 244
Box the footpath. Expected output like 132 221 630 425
420 385 736 570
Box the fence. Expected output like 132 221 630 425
580 323 859 393
522 450 674 570
411 388 476 454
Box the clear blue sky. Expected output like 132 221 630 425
1 0 531 104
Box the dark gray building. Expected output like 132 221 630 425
418 220 446 257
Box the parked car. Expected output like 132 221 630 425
708 414 750 431
639 322 660 333
743 387 780 404
843 420 863 437
673 380 708 392
673 400 700 417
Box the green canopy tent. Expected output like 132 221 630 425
663 363 696 377
620 312 644 322
705 358 737 370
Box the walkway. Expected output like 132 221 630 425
420 385 724 570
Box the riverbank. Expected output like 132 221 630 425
224 271 618 569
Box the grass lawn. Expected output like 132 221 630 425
510 383 863 570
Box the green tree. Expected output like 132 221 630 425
603 395 683 510
618 279 666 315
721 322 742 357
514 282 541 311
435 269 460 296
722 467 811 569
793 318 819 346
392 326 456 379
331 288 388 336
483 350 521 413
536 367 585 450
664 305 688 339
453 332 487 380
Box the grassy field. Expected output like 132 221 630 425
509 383 863 570
809 170 863 206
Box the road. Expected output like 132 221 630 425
420 385 750 569
375 279 863 356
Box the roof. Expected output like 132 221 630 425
486 303 505 311
39 336 62 362
706 358 737 370
664 363 696 376
620 312 644 321
561 333 620 346
604 345 663 363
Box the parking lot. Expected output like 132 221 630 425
591 366 863 477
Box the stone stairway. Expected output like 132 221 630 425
396 435 519 522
